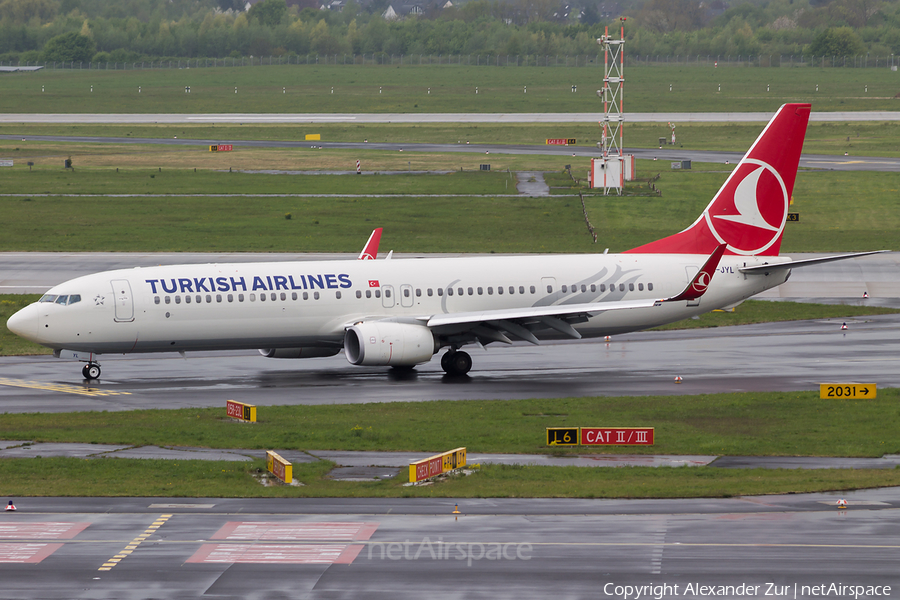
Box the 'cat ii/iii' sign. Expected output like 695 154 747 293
547 427 654 446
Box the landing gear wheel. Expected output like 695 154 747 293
82 363 101 380
441 350 472 376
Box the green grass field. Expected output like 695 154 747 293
0 164 895 253
2 457 898 498
3 389 900 498
3 390 899 457
1 65 899 113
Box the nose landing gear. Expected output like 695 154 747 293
82 363 101 380
440 350 472 376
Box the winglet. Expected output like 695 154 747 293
664 244 727 302
358 228 382 260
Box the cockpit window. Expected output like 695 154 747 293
40 294 81 305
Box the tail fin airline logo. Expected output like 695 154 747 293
705 158 788 256
360 253 376 261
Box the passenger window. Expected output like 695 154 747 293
165 296 171 304
437 288 443 296
336 291 341 299
416 289 421 297
600 284 606 292
175 296 182 304
468 287 474 295
519 286 524 294
260 294 265 302
238 294 244 302
206 294 212 303
497 287 502 295
55 295 69 304
590 284 596 292
477 287 483 295
546 285 552 293
314 292 320 300
562 285 567 293
458 287 464 296
530 286 535 294
375 290 381 298
291 292 297 300
648 283 654 291
250 294 256 301
638 283 644 291
303 292 309 300
228 294 234 302
619 284 625 292
216 294 222 303
154 296 160 305
280 292 286 301
385 289 391 298
403 288 410 297
427 289 432 297
186 295 192 304
629 283 634 291
271 293 277 301
366 290 372 298
447 288 453 296
195 295 201 303
581 284 587 292
356 290 362 299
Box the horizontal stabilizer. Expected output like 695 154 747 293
739 250 889 274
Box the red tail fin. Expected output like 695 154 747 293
626 103 810 256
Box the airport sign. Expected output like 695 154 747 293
546 427 579 446
581 427 654 445
409 447 467 483
820 383 876 399
226 400 256 422
266 450 292 484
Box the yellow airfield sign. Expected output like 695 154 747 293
820 383 876 399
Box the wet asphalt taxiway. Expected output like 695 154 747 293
0 493 898 600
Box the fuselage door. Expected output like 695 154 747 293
382 285 395 308
400 284 414 308
111 279 135 322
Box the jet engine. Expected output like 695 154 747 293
344 321 437 367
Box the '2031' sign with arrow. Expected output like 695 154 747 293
820 383 876 399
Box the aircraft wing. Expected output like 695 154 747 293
739 250 888 274
421 245 727 344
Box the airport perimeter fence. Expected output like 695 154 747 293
6 53 900 70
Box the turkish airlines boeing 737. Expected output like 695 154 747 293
6 103 884 380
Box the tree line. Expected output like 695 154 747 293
1 0 898 65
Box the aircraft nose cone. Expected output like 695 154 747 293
7 303 39 342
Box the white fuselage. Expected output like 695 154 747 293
11 253 790 355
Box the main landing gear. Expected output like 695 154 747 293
81 363 101 380
440 350 472 376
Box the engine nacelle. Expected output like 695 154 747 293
259 347 341 359
344 321 437 367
